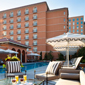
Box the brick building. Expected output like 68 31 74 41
0 2 68 60
69 16 84 34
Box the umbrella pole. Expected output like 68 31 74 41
67 41 69 67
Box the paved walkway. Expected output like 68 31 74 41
0 65 58 85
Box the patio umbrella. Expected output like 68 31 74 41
46 32 85 66
27 52 40 56
5 49 18 54
54 46 79 55
0 48 6 53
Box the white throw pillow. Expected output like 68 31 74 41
45 61 60 75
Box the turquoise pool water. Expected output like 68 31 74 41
0 62 49 73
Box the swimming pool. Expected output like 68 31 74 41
0 62 49 73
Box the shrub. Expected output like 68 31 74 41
44 52 48 60
48 51 53 61
39 51 42 60
57 53 65 60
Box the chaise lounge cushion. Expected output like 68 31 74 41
60 73 79 80
35 73 59 81
56 79 80 85
80 70 85 85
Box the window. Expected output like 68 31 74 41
25 41 29 46
33 34 37 39
33 28 37 32
33 7 37 13
69 30 71 32
3 20 6 24
25 9 29 14
17 24 21 28
3 13 6 18
64 19 65 22
33 21 37 26
77 22 79 25
73 26 75 29
10 12 13 17
81 17 83 20
81 25 83 28
17 36 21 40
69 19 71 22
69 23 71 25
81 29 83 32
77 30 79 32
64 26 65 29
17 30 21 34
73 19 75 21
10 25 14 29
25 23 29 27
10 31 14 35
81 33 83 35
77 26 79 29
69 27 71 29
3 26 7 30
81 21 83 24
25 29 29 33
33 41 37 45
10 36 14 40
10 19 13 23
25 35 29 40
33 15 37 19
25 16 29 21
3 31 7 36
73 30 75 33
17 10 21 16
17 18 21 22
64 12 65 15
33 47 37 52
77 18 79 21
73 22 75 25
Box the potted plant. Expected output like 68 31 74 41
3 55 24 68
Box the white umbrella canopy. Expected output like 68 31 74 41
0 48 6 53
27 52 40 56
47 32 85 66
5 49 18 54
54 46 79 56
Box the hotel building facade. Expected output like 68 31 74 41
0 2 68 61
69 16 84 34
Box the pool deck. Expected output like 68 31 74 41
0 65 58 85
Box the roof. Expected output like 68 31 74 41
0 38 30 48
47 7 68 12
0 1 49 13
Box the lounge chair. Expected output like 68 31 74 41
0 59 4 65
35 56 83 82
63 57 77 67
6 61 26 78
61 56 83 70
56 70 85 85
35 61 63 81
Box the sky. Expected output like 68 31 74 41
0 0 85 20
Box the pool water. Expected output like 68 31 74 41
0 62 49 73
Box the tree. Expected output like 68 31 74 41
57 53 65 60
77 47 85 59
48 51 54 61
44 52 48 60
39 51 42 60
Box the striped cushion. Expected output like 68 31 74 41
45 62 60 75
6 61 21 73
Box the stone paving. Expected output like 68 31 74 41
0 65 58 85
